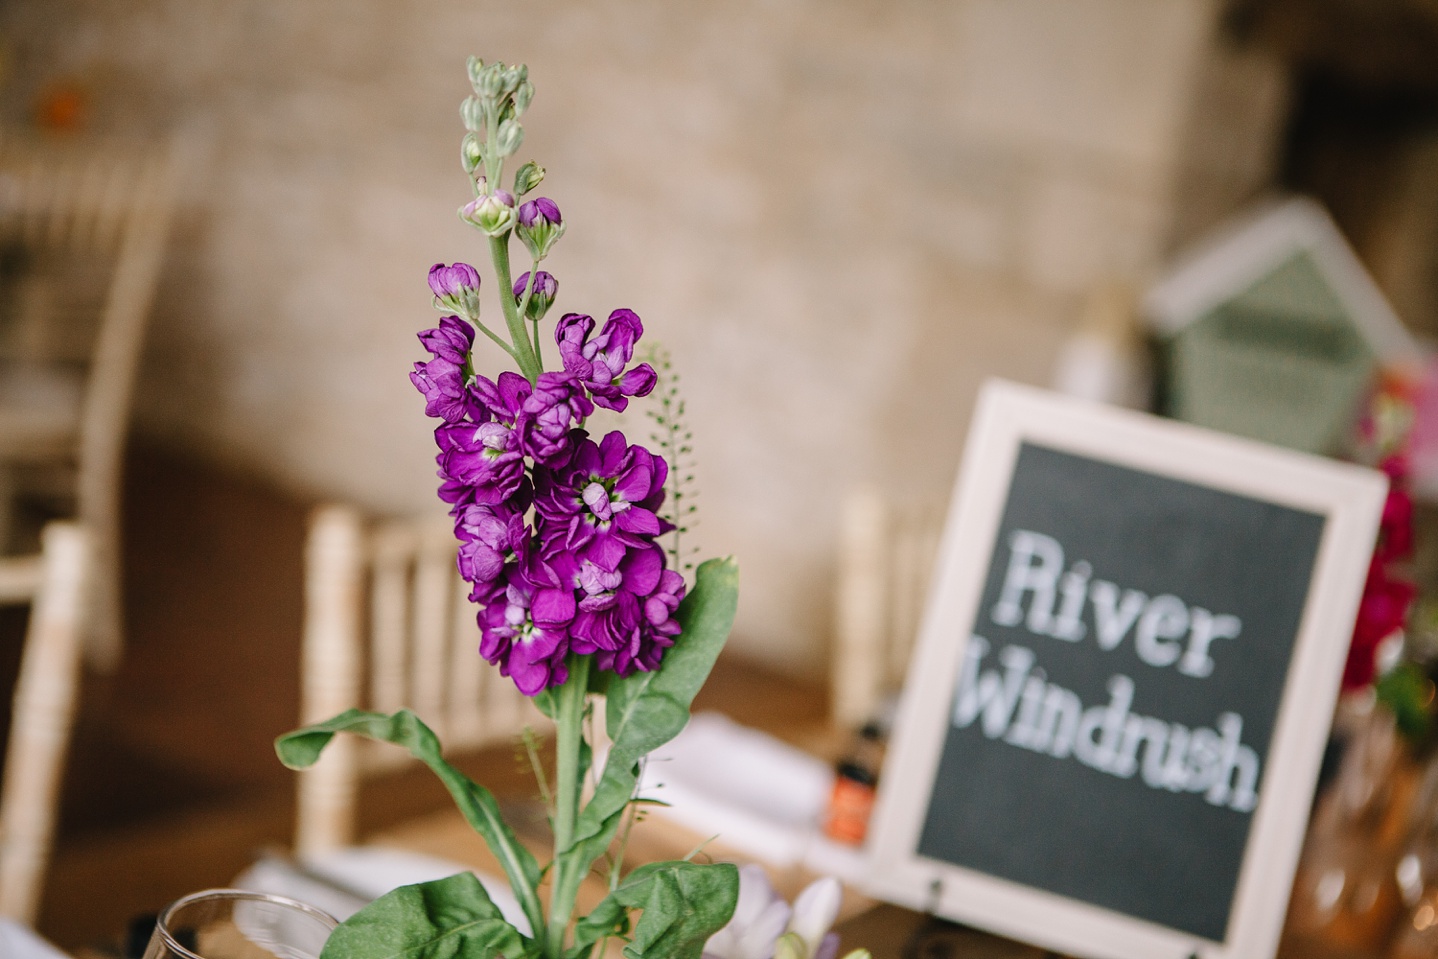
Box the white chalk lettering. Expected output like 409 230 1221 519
952 639 1261 813
991 531 1063 634
991 530 1243 680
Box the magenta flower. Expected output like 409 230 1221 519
513 270 558 321
555 310 657 412
453 504 523 603
518 371 593 467
479 579 577 694
534 430 668 572
436 419 526 506
568 547 683 676
428 263 482 318
411 316 478 424
517 196 565 259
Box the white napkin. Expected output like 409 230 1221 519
0 918 71 959
638 712 835 866
235 846 529 935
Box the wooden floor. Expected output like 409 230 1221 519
0 439 826 953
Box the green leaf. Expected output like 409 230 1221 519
276 709 546 939
321 872 531 959
561 559 737 871
569 861 738 959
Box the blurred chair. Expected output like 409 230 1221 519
0 131 179 672
831 486 942 730
294 505 543 858
0 521 90 925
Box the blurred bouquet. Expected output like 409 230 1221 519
276 57 755 959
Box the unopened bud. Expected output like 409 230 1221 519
502 64 526 97
496 119 524 158
461 96 485 133
513 270 558 321
461 133 483 174
512 161 545 196
459 190 517 237
516 196 565 260
773 933 808 959
478 62 507 99
513 81 534 117
429 262 482 319
467 56 486 92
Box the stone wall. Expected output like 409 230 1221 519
0 0 1289 677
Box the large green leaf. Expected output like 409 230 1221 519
570 861 738 959
321 871 531 959
554 559 738 910
276 708 545 938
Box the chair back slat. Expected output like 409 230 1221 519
832 487 943 730
295 505 548 855
368 525 415 716
295 507 364 857
409 523 454 734
447 572 486 745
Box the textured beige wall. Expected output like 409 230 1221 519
0 0 1286 677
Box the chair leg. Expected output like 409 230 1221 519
0 522 89 924
79 504 121 673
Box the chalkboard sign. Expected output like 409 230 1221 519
866 380 1387 959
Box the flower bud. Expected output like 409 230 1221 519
478 62 507 99
516 196 565 260
430 262 482 318
502 64 526 97
461 95 485 133
459 189 517 237
467 56 486 91
513 270 558 321
496 119 524 158
512 161 545 196
461 133 483 175
513 80 534 117
773 933 808 959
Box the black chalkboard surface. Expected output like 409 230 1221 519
866 381 1388 959
916 443 1325 940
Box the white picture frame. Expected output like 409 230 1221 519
864 379 1388 959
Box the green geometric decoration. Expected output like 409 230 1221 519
1166 251 1376 455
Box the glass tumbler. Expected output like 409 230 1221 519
142 888 338 959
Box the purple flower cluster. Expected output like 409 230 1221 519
412 274 674 694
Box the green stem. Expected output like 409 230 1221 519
489 235 543 381
516 262 544 369
546 655 591 957
472 317 521 364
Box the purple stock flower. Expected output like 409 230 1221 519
518 371 593 467
453 504 523 603
479 578 576 695
411 316 478 424
460 190 517 236
428 263 481 317
516 196 565 259
436 419 526 506
431 371 532 512
513 270 558 321
571 547 683 676
519 196 561 229
535 430 668 572
555 310 657 412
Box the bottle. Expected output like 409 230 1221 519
824 722 885 845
